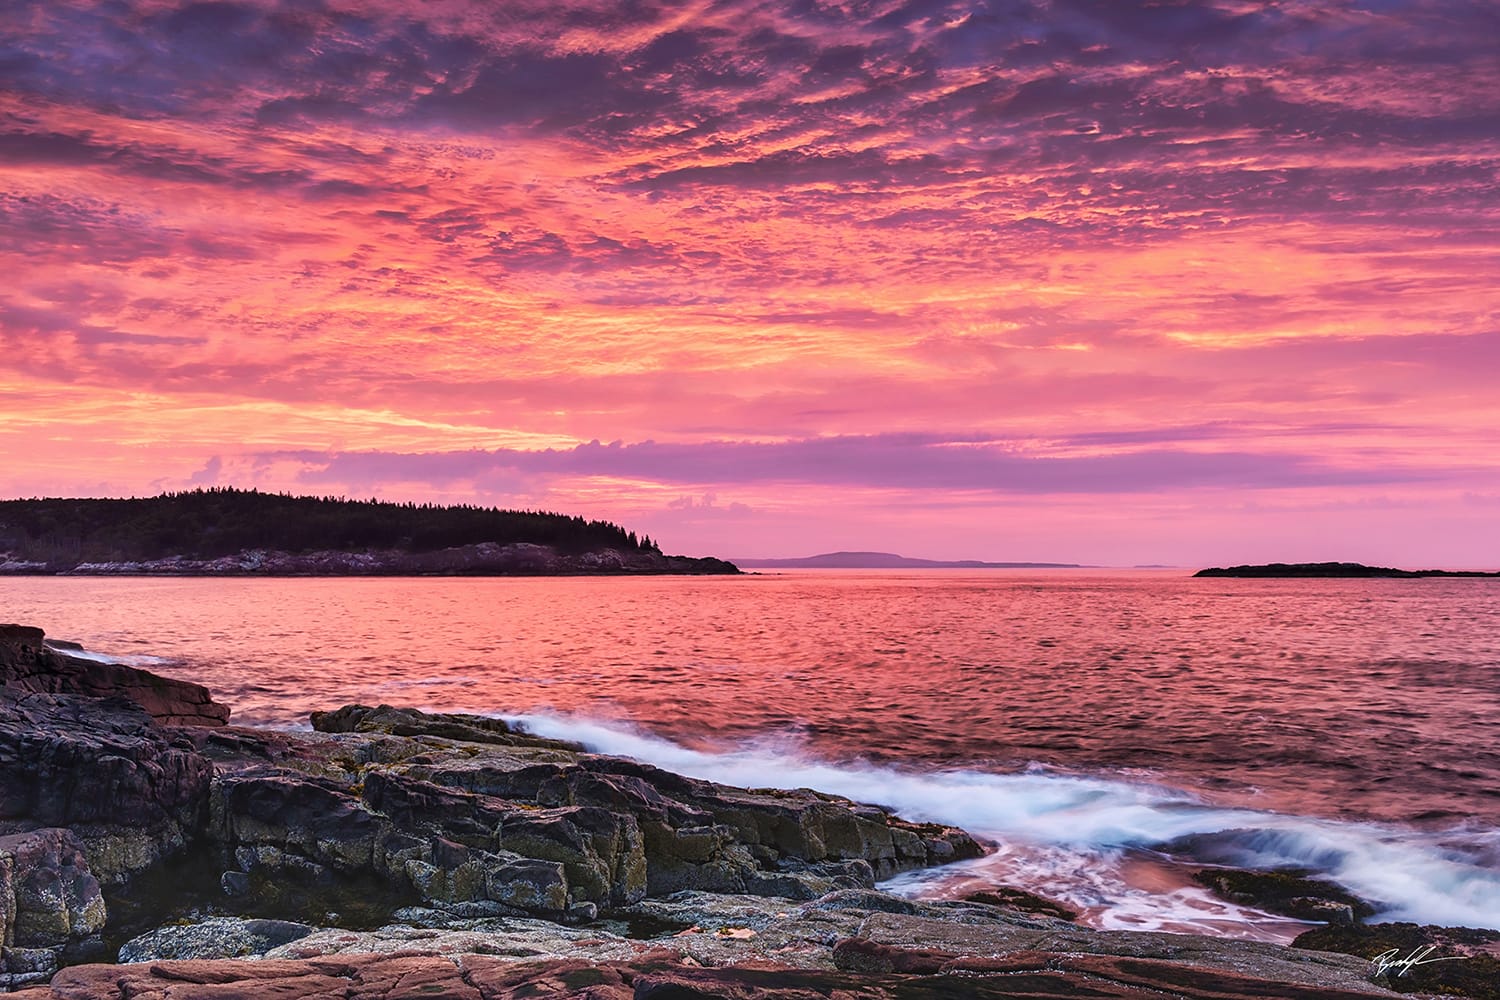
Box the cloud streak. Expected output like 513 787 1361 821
286 434 1439 495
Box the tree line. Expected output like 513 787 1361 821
0 488 663 565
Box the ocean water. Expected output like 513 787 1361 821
4 570 1498 942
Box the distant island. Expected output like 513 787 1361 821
0 489 738 576
1195 561 1500 578
733 551 1083 569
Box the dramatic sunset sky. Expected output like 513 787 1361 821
3 1 1497 565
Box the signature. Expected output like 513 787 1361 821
1371 945 1463 978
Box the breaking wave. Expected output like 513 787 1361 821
50 644 170 668
502 712 1500 938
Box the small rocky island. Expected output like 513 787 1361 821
0 490 738 576
1195 562 1500 578
3 624 1497 999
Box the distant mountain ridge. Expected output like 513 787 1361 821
733 550 1083 569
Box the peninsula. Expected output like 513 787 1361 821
0 489 738 576
1195 562 1500 578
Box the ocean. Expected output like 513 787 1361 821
5 569 1498 942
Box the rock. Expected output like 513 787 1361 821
213 769 381 871
1294 921 1500 998
0 828 107 986
848 909 1399 996
23 941 1407 999
0 830 106 947
262 918 643 964
960 885 1079 921
122 705 977 935
128 886 1083 981
309 704 582 751
0 624 43 649
1191 867 1377 925
0 692 213 884
363 724 982 882
835 942 1402 998
0 625 228 726
117 916 315 962
564 901 597 924
611 887 1080 972
177 706 982 926
797 887 922 917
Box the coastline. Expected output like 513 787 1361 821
3 624 1495 998
0 542 739 577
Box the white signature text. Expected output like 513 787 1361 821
1371 945 1463 978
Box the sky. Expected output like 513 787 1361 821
2 0 1498 566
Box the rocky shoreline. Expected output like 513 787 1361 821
3 624 1495 998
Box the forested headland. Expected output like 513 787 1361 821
0 489 737 575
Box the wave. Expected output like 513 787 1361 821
52 645 170 668
501 712 1500 936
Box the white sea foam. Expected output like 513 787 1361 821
501 712 1500 936
51 645 169 668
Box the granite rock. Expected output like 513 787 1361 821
117 916 314 963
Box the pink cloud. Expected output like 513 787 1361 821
1 0 1497 563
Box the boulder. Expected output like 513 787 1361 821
117 916 314 963
309 703 581 751
1192 867 1377 925
0 828 107 987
